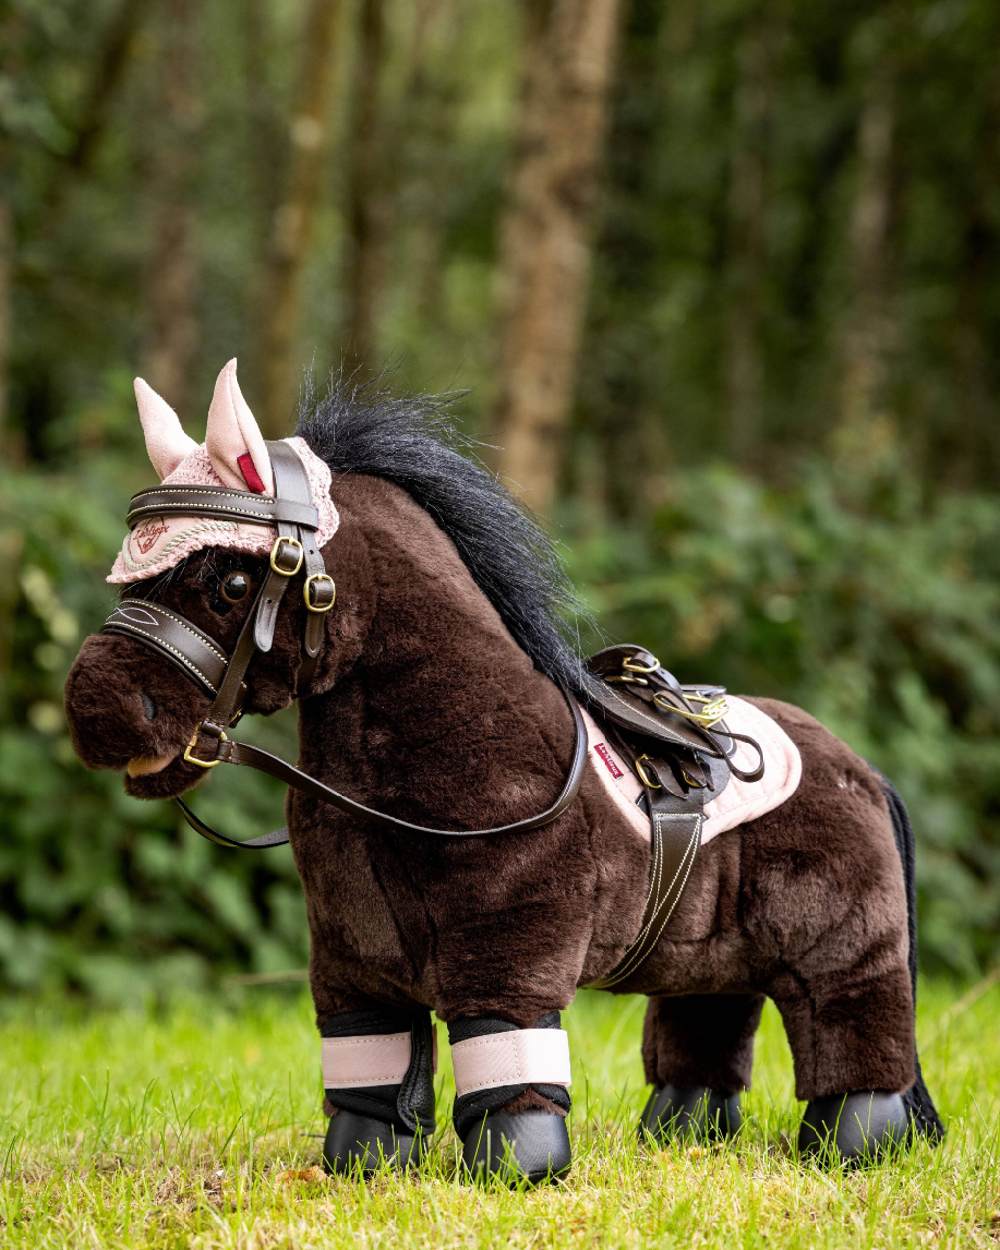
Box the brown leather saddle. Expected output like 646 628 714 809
581 645 763 987
102 444 765 988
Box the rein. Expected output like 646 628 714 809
103 440 588 849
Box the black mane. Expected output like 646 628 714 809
296 375 585 693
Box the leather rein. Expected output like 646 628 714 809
103 440 588 849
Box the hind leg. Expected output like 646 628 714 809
640 993 764 1143
770 961 916 1162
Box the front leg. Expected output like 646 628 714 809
444 1010 573 1185
430 884 585 1185
320 1004 436 1176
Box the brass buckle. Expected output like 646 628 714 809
303 573 336 613
623 653 660 675
183 727 229 769
654 689 728 727
634 754 662 790
270 536 304 576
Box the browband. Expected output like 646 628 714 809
126 487 320 531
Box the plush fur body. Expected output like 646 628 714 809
64 382 939 1151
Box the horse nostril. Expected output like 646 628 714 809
141 693 157 722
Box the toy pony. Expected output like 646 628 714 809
64 361 943 1182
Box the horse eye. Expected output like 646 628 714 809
221 571 251 603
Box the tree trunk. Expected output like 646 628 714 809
491 0 623 517
43 0 149 221
838 41 897 442
142 0 200 412
258 0 342 433
947 64 1000 487
0 196 18 713
0 3 16 449
242 0 283 253
342 0 388 374
575 0 700 521
0 181 11 454
725 8 774 465
0 9 21 712
396 0 462 333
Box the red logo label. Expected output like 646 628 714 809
133 517 168 555
594 742 624 779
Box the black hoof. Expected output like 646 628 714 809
639 1084 742 1144
799 1091 910 1165
461 1111 571 1185
322 1110 426 1177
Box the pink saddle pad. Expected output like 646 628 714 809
582 696 801 844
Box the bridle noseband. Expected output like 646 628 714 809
103 440 588 849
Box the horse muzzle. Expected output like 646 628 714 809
64 632 209 788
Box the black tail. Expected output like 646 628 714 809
880 776 945 1142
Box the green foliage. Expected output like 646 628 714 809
0 458 308 1003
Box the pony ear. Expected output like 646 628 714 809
205 358 275 494
133 378 197 479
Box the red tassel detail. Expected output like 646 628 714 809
237 452 266 493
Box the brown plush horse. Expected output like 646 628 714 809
64 362 943 1183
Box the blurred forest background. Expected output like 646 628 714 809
1 0 997 1001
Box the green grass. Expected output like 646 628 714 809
0 979 996 1249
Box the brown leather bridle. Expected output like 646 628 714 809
103 439 588 850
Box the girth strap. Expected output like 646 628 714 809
587 796 702 990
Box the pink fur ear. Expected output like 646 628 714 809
205 359 275 494
133 378 197 479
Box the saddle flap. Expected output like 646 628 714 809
581 670 732 760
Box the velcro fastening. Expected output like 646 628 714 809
451 1028 571 1097
321 1031 412 1089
